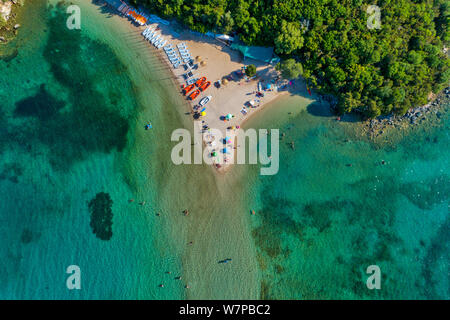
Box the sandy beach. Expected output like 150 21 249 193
100 0 307 172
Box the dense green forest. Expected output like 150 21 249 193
130 0 449 117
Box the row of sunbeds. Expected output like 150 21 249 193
177 43 192 64
164 44 181 69
142 27 167 49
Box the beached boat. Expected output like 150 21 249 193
199 95 212 106
199 81 211 92
188 89 201 100
196 77 207 87
183 84 195 95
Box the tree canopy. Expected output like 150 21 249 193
276 59 303 79
245 64 257 77
132 0 450 118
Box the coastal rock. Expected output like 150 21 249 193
14 23 20 29
0 36 5 42
0 1 12 21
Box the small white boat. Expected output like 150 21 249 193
199 96 212 106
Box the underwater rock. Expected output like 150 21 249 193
88 192 113 241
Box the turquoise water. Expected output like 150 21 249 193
241 97 449 299
0 1 448 300
0 0 191 299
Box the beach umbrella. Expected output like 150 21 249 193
200 61 207 66
226 114 233 120
223 148 228 153
222 78 228 85
196 56 202 61
212 151 217 157
201 111 206 116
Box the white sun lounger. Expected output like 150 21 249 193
144 28 154 36
157 40 166 49
154 38 162 46
177 43 186 48
149 33 158 41
151 34 160 44
156 39 165 48
164 45 173 51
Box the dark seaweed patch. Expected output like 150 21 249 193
11 5 133 170
88 192 113 241
0 163 23 183
20 228 41 244
14 84 65 120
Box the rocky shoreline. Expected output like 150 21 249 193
361 87 450 141
0 0 24 44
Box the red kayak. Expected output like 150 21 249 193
199 81 211 92
183 84 195 95
188 89 201 100
195 77 207 87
